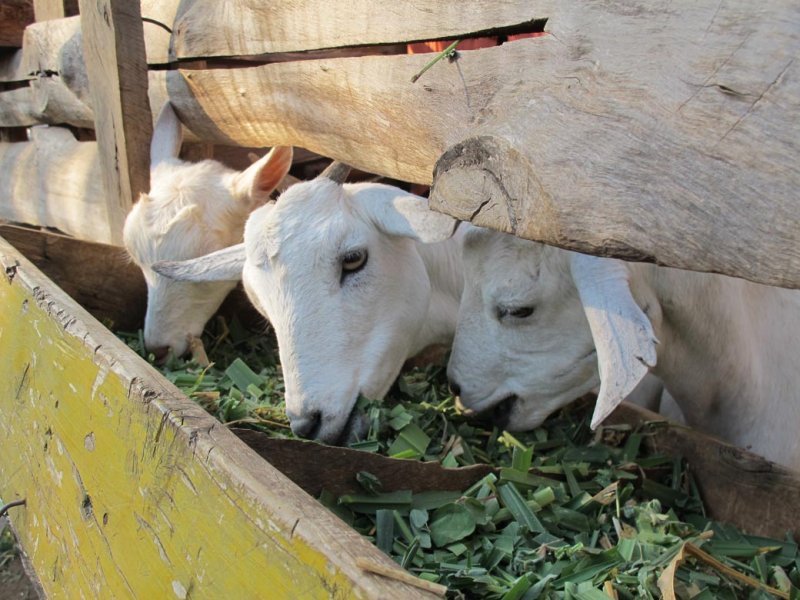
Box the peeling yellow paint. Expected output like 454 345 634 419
0 272 404 599
0 238 435 600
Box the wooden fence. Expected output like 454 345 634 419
0 1 797 281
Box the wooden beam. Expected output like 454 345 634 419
33 0 76 21
1 10 173 84
1 1 796 286
0 236 439 598
0 79 94 128
428 1 800 289
79 0 152 245
171 0 544 58
0 127 112 243
0 0 34 47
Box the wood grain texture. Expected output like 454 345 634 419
172 0 545 58
0 8 173 84
79 0 152 245
608 404 800 539
430 1 800 288
33 0 75 22
0 127 115 243
0 236 439 599
0 79 94 128
0 1 796 286
0 0 34 47
0 224 146 331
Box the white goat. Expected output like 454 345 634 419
123 103 293 359
153 164 463 443
152 164 676 443
447 227 800 469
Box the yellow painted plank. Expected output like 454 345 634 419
0 236 437 599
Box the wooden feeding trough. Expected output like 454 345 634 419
2 224 799 596
0 0 798 596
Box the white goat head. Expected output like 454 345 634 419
153 163 459 444
448 228 657 431
123 102 293 359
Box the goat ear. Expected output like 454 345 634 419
153 244 246 282
150 102 183 168
233 146 294 208
569 253 659 429
362 190 459 243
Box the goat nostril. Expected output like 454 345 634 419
492 395 517 430
448 380 461 397
148 345 171 362
290 411 322 440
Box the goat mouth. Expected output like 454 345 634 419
491 394 517 430
332 403 370 446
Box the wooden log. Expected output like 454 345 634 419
1 2 796 286
1 8 173 84
429 1 800 289
0 127 115 243
0 0 34 47
0 79 94 128
0 236 439 599
79 0 152 245
0 15 78 82
608 404 800 539
171 0 543 58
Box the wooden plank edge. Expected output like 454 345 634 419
0 235 439 599
608 402 800 538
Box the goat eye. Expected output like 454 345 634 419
342 249 368 274
497 305 535 320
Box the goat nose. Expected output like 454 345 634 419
448 379 461 397
148 345 171 362
290 411 322 439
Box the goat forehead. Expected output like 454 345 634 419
248 186 367 265
465 236 538 280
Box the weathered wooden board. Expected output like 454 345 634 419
0 1 796 286
430 0 800 289
0 78 94 128
33 0 78 22
0 4 173 83
608 404 800 539
0 0 34 47
79 0 152 245
0 127 115 242
234 429 494 498
0 224 146 331
164 3 799 287
0 14 78 82
171 0 544 58
0 235 439 599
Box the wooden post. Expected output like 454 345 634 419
78 0 151 245
33 0 73 21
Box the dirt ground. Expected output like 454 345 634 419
1 523 38 600
1 555 38 600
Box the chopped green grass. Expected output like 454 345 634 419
119 317 800 599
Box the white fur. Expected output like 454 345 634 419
122 103 292 357
241 180 463 443
448 228 800 469
154 176 463 443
